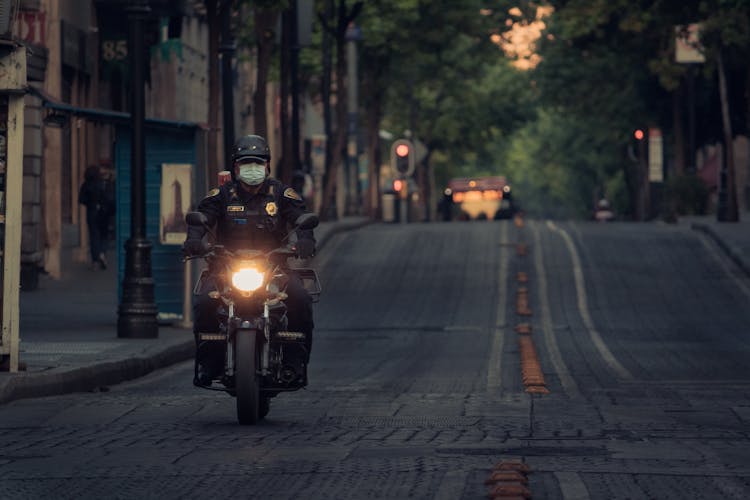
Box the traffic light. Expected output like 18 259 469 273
634 129 645 140
390 139 415 177
393 179 404 193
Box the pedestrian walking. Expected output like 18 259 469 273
78 165 115 270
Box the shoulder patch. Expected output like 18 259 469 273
205 188 220 198
284 188 302 201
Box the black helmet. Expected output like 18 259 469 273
232 134 270 164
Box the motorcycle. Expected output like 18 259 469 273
184 211 321 425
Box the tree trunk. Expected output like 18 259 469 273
206 0 221 185
253 7 278 138
718 50 739 221
364 90 383 218
416 154 427 222
318 0 335 220
623 159 639 220
278 8 292 183
673 84 685 177
321 33 349 220
319 34 348 221
318 0 362 221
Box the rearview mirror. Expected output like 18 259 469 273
295 213 319 230
186 211 209 227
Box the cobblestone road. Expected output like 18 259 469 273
2 221 750 499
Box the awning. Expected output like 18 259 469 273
26 85 205 130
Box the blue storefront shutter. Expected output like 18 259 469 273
114 124 199 322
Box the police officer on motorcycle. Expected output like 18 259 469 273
182 134 316 386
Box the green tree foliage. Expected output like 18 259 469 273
499 0 750 218
233 0 750 219
503 109 622 218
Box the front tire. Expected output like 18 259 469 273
235 330 260 425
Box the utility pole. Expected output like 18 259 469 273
118 0 158 338
345 22 361 215
220 0 235 167
0 41 27 371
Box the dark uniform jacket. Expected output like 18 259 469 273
191 178 314 252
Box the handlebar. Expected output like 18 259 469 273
183 244 298 263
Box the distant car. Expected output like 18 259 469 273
447 176 515 221
594 198 615 222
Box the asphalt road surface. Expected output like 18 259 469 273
2 220 750 499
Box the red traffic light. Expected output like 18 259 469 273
396 144 410 157
393 179 404 192
391 139 415 176
634 129 645 140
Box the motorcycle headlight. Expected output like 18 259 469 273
231 266 264 292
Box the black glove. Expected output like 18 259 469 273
182 238 206 257
293 238 316 259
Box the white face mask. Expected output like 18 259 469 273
237 163 267 186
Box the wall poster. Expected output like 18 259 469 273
160 163 193 245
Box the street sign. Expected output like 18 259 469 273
675 24 705 64
648 128 663 182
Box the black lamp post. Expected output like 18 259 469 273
118 0 159 338
220 0 236 167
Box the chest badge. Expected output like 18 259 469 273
284 188 302 201
265 202 278 216
227 205 245 212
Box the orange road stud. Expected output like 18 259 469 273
516 290 532 316
514 323 532 335
514 214 524 228
518 336 549 394
488 483 532 499
526 385 550 394
485 471 528 486
493 461 531 474
516 243 528 256
486 461 532 499
517 272 528 283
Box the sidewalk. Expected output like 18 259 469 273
0 216 373 405
680 214 750 277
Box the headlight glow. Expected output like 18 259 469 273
232 267 264 292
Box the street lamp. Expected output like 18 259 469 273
118 0 159 338
220 0 236 168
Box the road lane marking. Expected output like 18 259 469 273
435 469 469 500
532 222 581 398
546 221 633 381
487 221 509 392
554 471 591 500
696 233 750 301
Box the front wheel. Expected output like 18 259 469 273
235 330 261 425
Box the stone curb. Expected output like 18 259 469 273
315 217 377 250
0 339 194 405
0 218 376 405
691 222 750 278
